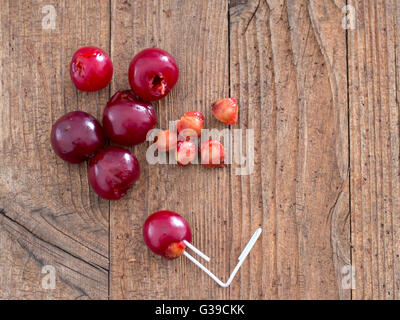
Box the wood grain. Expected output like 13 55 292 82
229 0 349 299
0 210 107 299
109 0 231 300
0 0 110 299
109 0 350 299
0 0 398 300
349 0 400 299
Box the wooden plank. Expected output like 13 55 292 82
0 0 397 300
0 0 110 299
0 211 107 299
229 0 350 299
109 0 231 299
349 0 400 299
110 0 350 299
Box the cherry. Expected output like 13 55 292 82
143 211 192 260
177 111 205 137
51 111 105 164
200 140 226 168
88 146 140 200
155 130 178 152
128 48 179 101
70 46 113 92
103 90 157 146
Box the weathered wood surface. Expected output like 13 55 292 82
0 0 398 300
0 0 110 299
349 0 400 299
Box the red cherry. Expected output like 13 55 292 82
128 48 179 101
51 111 105 164
143 211 192 260
102 90 157 146
70 46 113 92
88 146 140 200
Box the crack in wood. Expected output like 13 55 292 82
0 208 109 273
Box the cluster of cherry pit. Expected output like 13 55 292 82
51 46 260 287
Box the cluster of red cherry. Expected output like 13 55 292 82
50 46 244 270
51 47 175 200
51 46 239 201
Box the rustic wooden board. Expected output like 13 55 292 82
0 0 398 300
228 0 349 299
108 0 232 300
109 0 350 299
349 0 400 299
0 0 110 299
